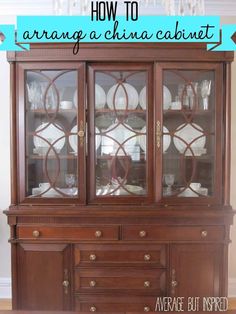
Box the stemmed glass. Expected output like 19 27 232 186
200 80 211 110
164 174 175 196
65 173 76 195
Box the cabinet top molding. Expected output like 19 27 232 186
7 43 234 62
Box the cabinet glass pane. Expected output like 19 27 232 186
162 70 215 198
94 71 148 197
26 70 79 198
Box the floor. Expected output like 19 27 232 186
0 299 236 311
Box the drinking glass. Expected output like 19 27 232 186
164 174 175 195
65 173 76 195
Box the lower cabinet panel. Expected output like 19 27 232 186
16 243 71 310
75 295 157 312
13 237 226 311
170 244 223 297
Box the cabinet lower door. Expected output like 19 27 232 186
170 244 223 298
16 243 71 310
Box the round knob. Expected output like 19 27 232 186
171 280 178 288
144 281 151 288
32 230 40 238
62 280 69 288
144 306 150 312
139 230 147 238
89 254 97 261
90 306 97 312
89 280 96 287
144 254 151 261
95 230 102 238
201 230 208 238
78 130 85 137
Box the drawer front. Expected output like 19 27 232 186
17 226 119 240
122 225 224 241
76 295 157 312
75 244 166 267
75 268 166 293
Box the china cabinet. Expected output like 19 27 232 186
5 43 234 311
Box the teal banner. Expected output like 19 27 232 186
0 15 235 52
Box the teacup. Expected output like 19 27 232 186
190 182 201 190
60 100 73 110
39 182 50 192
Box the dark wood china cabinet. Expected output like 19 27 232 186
5 43 234 312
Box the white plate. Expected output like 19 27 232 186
73 84 106 109
95 84 106 109
163 85 172 109
101 123 137 156
33 123 65 150
173 123 206 154
139 86 171 110
139 86 147 110
73 90 78 108
69 125 101 153
138 126 171 153
107 83 139 110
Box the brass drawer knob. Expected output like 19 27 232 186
90 306 97 312
144 306 150 312
144 280 151 288
32 230 40 238
139 230 147 238
95 230 102 238
201 230 208 238
89 280 96 287
171 280 178 288
62 280 69 288
89 254 97 261
78 130 85 138
144 254 151 261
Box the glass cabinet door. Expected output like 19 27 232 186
18 64 86 202
88 65 153 203
159 64 222 203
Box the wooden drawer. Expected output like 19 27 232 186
17 225 119 241
75 268 165 293
75 244 166 267
122 225 224 241
76 295 157 312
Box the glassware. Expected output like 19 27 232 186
164 174 175 195
65 173 76 195
200 80 211 110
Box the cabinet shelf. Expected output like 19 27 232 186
164 154 213 161
164 109 212 115
27 154 77 159
95 108 146 114
28 108 77 114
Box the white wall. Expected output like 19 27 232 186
0 15 236 297
0 16 15 295
0 50 11 278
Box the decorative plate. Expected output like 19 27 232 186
69 125 101 153
33 123 65 150
173 123 206 154
107 83 139 110
101 123 137 156
163 85 172 110
138 125 171 152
